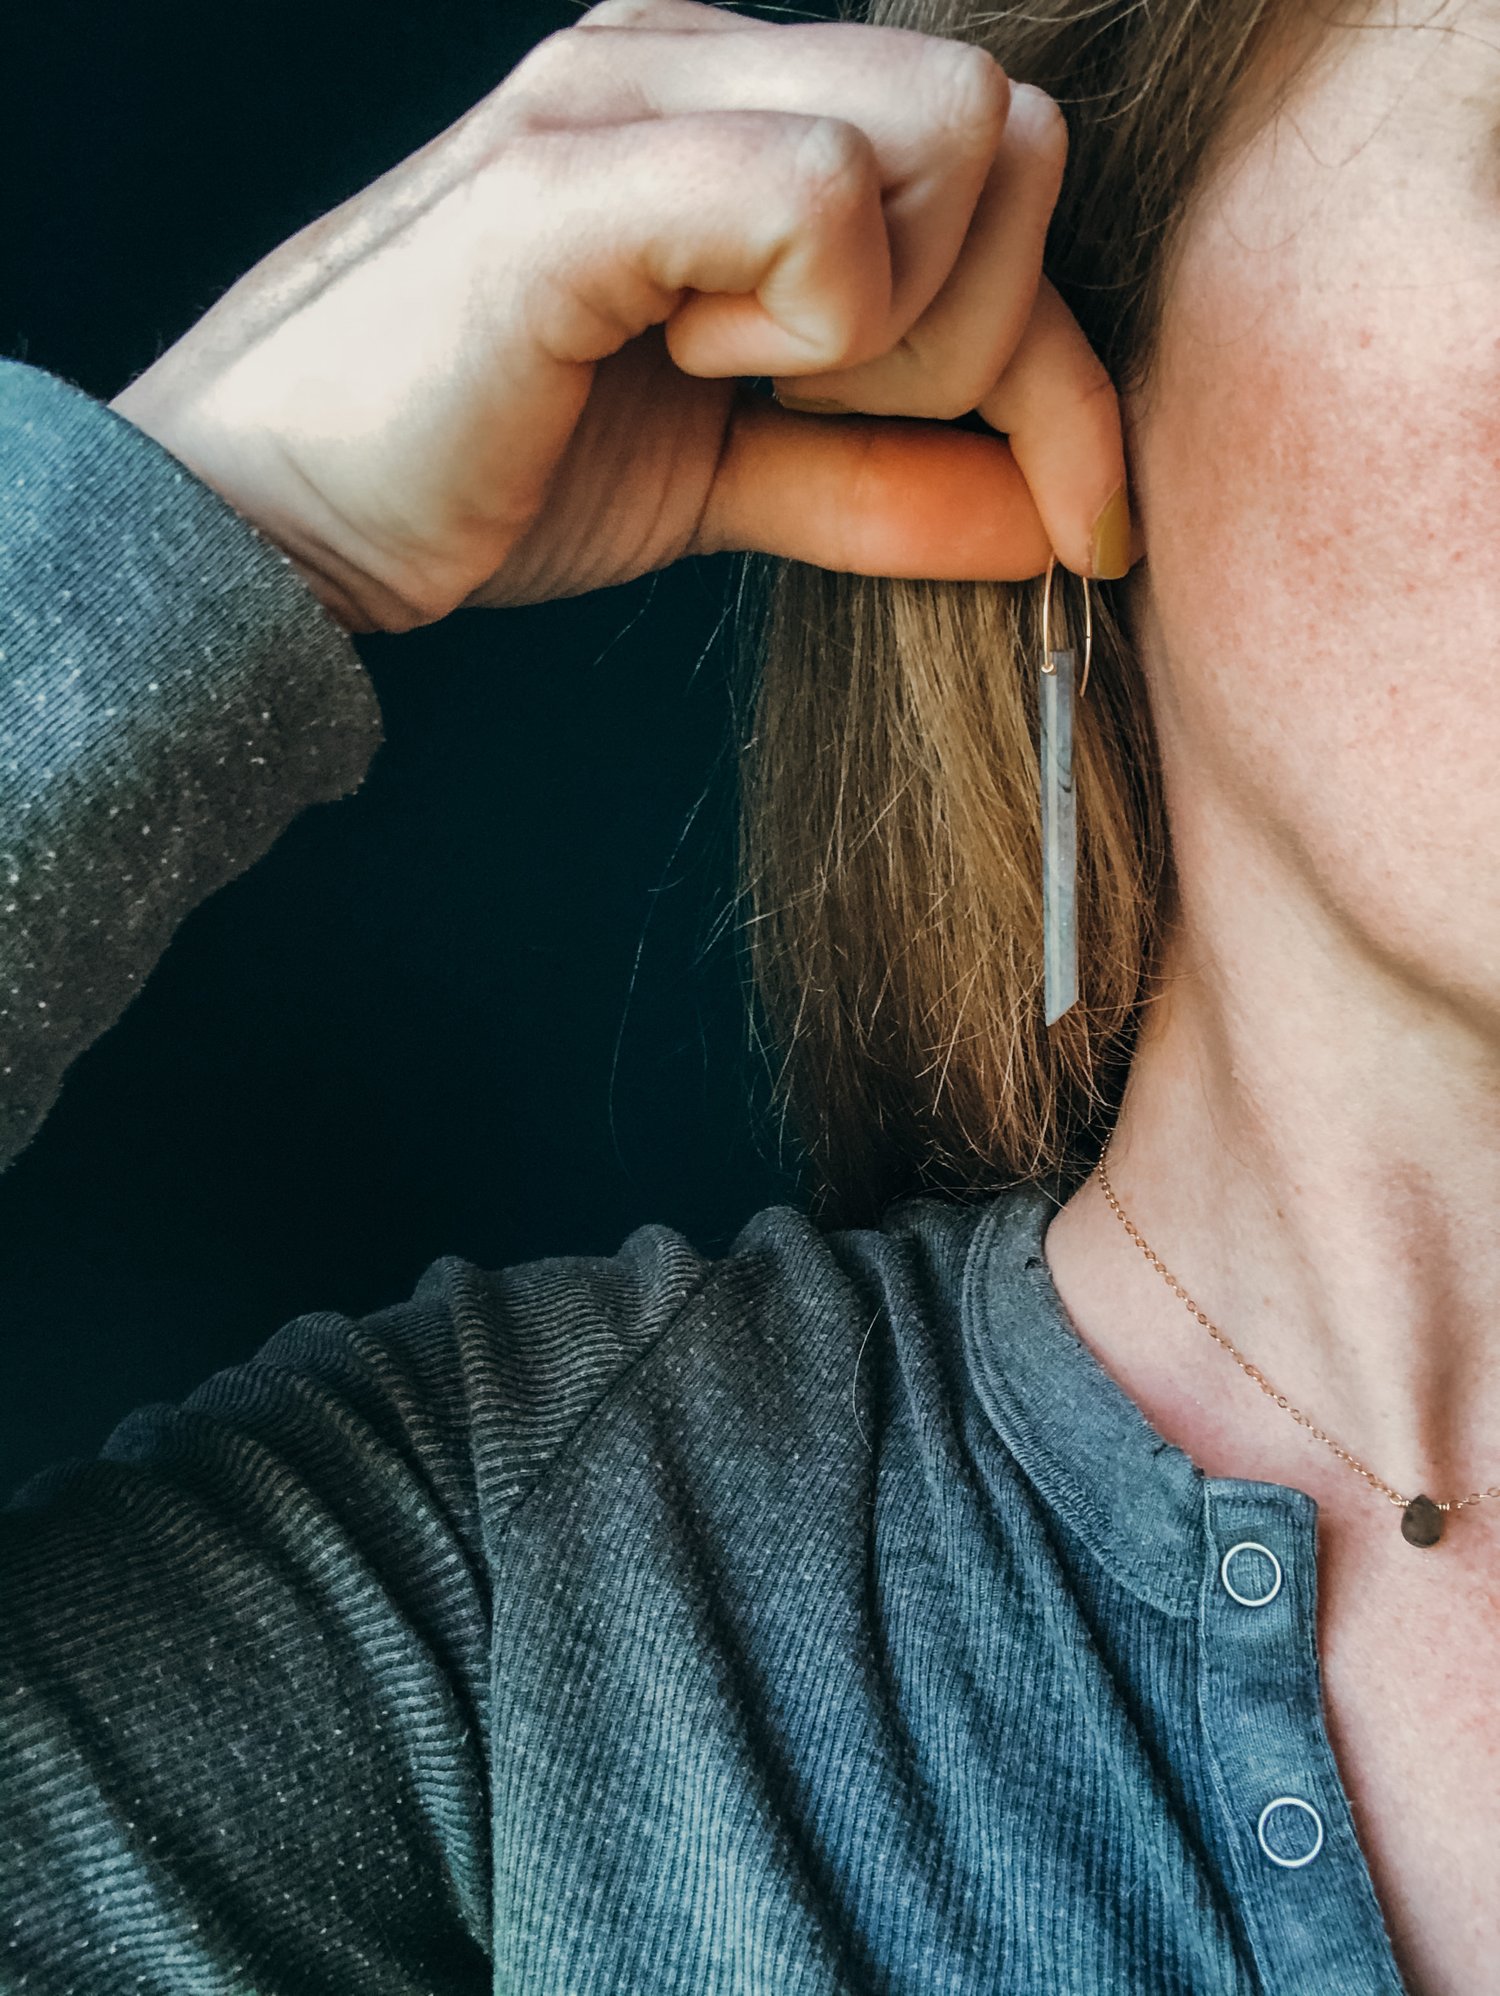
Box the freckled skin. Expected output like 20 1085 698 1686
1123 13 1500 1008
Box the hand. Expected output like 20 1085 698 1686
109 0 1138 636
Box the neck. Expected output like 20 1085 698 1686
1053 817 1500 1536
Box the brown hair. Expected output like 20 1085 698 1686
734 0 1358 1226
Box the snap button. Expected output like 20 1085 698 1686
1220 1540 1283 1607
1256 1796 1325 1868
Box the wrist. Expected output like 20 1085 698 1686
108 383 372 636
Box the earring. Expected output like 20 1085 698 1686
1039 553 1093 1026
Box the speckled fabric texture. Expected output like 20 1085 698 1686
0 361 1413 1995
0 357 382 1172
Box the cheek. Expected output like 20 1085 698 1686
1124 242 1500 985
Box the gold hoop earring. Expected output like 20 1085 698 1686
1039 553 1093 1025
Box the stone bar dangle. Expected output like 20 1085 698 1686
1040 641 1078 1025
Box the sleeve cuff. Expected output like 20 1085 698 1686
0 356 386 1170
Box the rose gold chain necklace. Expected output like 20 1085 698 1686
1095 1147 1500 1548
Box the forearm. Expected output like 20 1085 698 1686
0 358 384 1174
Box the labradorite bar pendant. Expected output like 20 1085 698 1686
1040 645 1078 1025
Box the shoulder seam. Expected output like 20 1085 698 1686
479 1249 729 1546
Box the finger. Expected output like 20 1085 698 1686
695 389 1053 580
974 275 1130 578
768 81 1065 420
502 15 1010 357
533 12 1130 578
504 110 895 376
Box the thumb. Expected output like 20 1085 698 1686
694 391 1057 581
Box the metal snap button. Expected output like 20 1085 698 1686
1220 1540 1283 1607
1256 1796 1325 1868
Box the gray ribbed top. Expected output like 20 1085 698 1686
0 358 1409 1995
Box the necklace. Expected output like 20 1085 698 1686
1095 1147 1500 1548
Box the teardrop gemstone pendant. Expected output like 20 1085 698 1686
1400 1494 1444 1548
1040 641 1078 1025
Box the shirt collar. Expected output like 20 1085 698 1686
960 1175 1236 1617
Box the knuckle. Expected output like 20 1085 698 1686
860 338 993 424
1069 357 1117 415
922 41 1010 147
786 115 874 198
1075 353 1119 405
899 394 977 424
1014 82 1070 164
934 385 992 422
506 26 582 87
906 378 990 423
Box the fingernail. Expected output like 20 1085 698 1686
775 392 850 415
1089 484 1133 580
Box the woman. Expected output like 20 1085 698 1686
1 0 1490 1989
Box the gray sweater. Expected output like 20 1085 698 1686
0 358 1409 1995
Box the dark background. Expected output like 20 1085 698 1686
1 0 821 1498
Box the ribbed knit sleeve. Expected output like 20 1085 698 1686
0 357 384 1174
1 1223 715 1993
